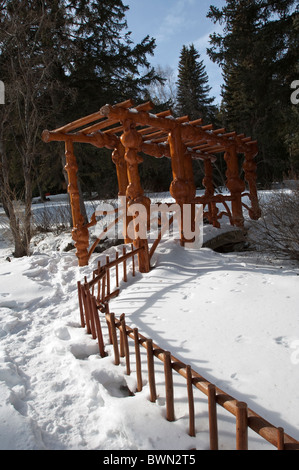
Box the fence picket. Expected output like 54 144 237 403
115 252 119 287
186 365 195 437
82 285 91 335
101 273 106 303
277 427 285 450
97 261 101 302
77 282 85 328
164 351 175 422
121 315 130 376
123 246 127 282
119 313 125 358
87 289 96 340
236 402 248 450
106 256 110 296
78 249 299 451
134 328 143 392
91 296 106 358
208 384 218 450
131 244 135 276
108 312 120 366
146 339 156 403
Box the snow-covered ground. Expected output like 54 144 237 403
0 191 299 450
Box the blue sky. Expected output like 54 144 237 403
124 0 227 104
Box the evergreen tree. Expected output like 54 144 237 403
176 44 216 122
207 0 299 184
62 0 161 196
0 0 161 256
65 0 159 117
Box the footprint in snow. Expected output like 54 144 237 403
274 336 290 348
235 334 251 344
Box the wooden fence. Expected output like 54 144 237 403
77 248 299 451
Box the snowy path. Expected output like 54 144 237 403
0 230 299 450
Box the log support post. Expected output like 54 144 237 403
120 119 150 273
112 143 128 197
203 158 220 228
184 152 196 238
112 143 132 243
224 145 245 228
64 139 89 266
243 151 261 220
168 126 196 245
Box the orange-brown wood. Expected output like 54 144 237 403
65 140 90 266
236 402 248 450
168 126 188 203
133 327 143 392
120 119 151 272
107 312 120 366
121 316 130 375
208 384 219 450
91 295 106 358
77 281 85 328
80 297 299 451
146 339 157 403
277 427 285 450
224 145 246 227
186 365 195 437
43 99 261 268
243 151 262 220
164 351 175 422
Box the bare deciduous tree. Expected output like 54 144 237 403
147 65 177 108
0 1 76 256
248 187 299 261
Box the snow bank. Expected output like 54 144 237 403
0 192 299 450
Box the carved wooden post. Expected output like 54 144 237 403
203 158 220 228
120 119 150 273
111 143 132 243
111 143 128 196
183 152 196 238
224 145 245 227
64 139 89 266
168 126 193 245
243 151 261 220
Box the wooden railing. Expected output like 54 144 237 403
77 251 299 451
80 243 143 313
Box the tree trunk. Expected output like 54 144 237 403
0 135 30 257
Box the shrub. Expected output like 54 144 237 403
249 188 299 261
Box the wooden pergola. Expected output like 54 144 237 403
42 99 261 270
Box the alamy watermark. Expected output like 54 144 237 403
0 80 4 104
93 196 203 248
290 80 299 105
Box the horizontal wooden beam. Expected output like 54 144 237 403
99 103 256 154
41 129 118 149
42 128 220 164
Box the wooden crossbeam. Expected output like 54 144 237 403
99 103 257 154
45 99 257 156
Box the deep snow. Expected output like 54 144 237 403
0 192 299 450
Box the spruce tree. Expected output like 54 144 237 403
66 0 159 117
207 0 299 184
0 0 162 257
63 0 161 196
176 44 216 122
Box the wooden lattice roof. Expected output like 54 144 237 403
42 99 258 162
